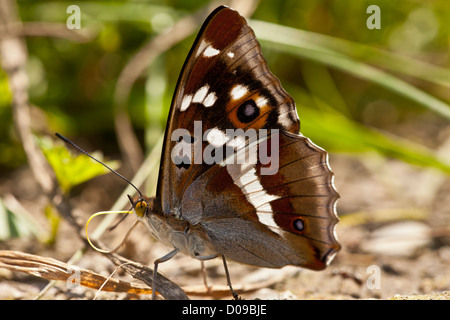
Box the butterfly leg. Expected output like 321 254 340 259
196 254 220 296
152 248 179 300
195 254 239 300
200 261 211 293
197 254 239 299
221 255 239 300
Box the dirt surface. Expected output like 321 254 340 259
0 150 449 300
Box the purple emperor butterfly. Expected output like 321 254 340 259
63 5 340 299
138 5 340 298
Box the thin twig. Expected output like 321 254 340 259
0 0 57 195
0 22 97 42
0 0 86 240
0 250 153 295
106 251 189 300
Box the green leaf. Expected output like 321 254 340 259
37 135 120 193
44 204 61 246
0 199 19 240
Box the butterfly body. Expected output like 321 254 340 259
142 202 216 260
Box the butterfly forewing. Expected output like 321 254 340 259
155 6 340 269
158 6 300 211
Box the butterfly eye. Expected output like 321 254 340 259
134 200 148 218
237 100 260 123
293 218 305 232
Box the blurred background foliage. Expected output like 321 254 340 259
1 0 450 180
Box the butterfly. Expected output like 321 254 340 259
59 5 339 299
122 5 341 299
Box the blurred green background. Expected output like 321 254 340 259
1 0 450 199
1 0 450 300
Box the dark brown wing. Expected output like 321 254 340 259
155 6 300 215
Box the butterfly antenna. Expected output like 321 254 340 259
55 133 143 198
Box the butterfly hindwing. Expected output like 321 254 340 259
179 131 340 269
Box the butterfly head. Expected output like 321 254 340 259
128 194 152 218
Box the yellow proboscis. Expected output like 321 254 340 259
85 210 133 253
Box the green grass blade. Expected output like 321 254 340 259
251 20 450 121
251 20 450 88
299 106 450 173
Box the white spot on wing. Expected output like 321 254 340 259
195 39 208 58
227 52 235 58
255 96 268 108
278 114 291 128
180 94 192 112
203 45 220 57
227 135 245 150
227 165 282 235
230 84 248 100
325 250 338 266
257 204 280 231
203 92 217 107
278 105 294 128
239 169 277 208
192 85 209 103
206 128 228 147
